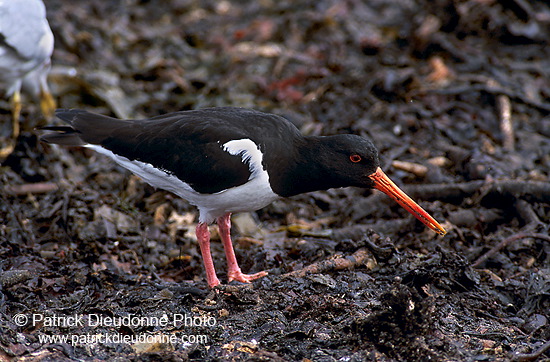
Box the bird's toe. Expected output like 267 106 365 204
227 270 268 283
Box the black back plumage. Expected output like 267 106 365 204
41 107 304 194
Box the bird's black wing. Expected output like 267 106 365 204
42 108 301 194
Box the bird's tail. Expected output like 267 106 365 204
39 125 85 146
38 109 121 146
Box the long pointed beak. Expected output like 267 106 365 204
368 167 446 235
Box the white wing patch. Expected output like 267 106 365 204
223 139 266 180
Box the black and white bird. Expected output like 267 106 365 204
40 107 446 288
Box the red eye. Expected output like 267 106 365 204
350 154 361 163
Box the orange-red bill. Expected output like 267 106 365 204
368 167 446 235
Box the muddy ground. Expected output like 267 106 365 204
1 0 549 361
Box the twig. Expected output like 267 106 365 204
419 84 550 112
511 340 550 362
472 233 550 268
4 182 59 195
515 199 540 225
498 94 514 151
279 248 376 280
392 160 428 178
404 180 550 204
462 330 512 342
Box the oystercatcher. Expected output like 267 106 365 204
40 107 446 288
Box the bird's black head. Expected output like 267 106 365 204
270 133 381 197
274 132 447 235
315 134 380 189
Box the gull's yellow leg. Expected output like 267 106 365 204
11 89 21 138
0 90 22 159
39 86 56 124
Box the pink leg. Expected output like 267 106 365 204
217 213 268 283
196 223 220 288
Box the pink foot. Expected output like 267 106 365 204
228 269 268 283
217 213 267 285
